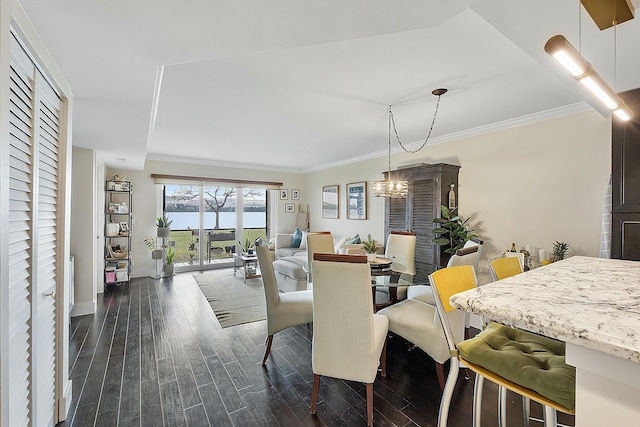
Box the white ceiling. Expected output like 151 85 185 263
19 0 640 172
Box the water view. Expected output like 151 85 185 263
166 211 266 230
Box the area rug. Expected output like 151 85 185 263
193 269 266 328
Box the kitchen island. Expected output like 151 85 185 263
449 256 640 426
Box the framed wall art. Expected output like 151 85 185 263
346 181 367 220
280 189 288 200
291 189 300 200
285 203 295 213
322 185 339 219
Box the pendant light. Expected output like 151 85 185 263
372 88 447 197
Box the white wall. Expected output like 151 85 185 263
70 147 97 316
306 110 611 281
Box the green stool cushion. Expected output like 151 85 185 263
458 322 576 410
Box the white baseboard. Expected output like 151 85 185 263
71 300 96 317
58 379 72 422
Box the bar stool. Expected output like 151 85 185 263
429 266 576 427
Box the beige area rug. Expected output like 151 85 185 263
193 268 266 328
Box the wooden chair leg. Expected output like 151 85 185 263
380 339 387 378
435 362 446 391
310 374 321 415
261 335 273 365
366 382 374 426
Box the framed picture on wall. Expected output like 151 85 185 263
280 189 288 200
285 203 295 213
322 185 339 219
346 182 367 220
291 189 300 200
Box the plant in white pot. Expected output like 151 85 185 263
164 247 176 276
362 234 381 262
156 215 173 238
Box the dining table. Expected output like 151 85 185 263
449 256 640 426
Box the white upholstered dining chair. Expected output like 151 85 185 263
255 242 313 365
407 237 483 305
376 231 416 303
310 253 388 427
305 232 334 283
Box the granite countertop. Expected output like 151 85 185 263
449 256 640 363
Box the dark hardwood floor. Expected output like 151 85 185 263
58 272 574 426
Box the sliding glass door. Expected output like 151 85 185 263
163 183 268 271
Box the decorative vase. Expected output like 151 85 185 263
157 227 170 238
366 253 377 262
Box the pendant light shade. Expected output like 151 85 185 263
544 35 633 121
372 178 409 198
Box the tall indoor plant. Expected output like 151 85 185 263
432 205 477 257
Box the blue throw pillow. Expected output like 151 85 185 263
291 227 303 248
346 233 361 244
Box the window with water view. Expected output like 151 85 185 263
163 184 268 269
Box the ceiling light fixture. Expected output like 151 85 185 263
544 1 634 122
373 88 447 198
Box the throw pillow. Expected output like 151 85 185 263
346 233 361 244
291 227 303 248
299 231 309 250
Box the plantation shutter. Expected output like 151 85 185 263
7 32 61 427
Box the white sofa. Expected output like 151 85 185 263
272 233 384 292
274 233 306 259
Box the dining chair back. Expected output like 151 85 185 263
429 265 575 427
490 256 523 281
306 232 334 282
376 231 416 303
407 237 482 306
310 253 388 426
255 242 313 364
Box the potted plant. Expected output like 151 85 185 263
164 247 175 276
362 234 381 262
156 214 173 238
550 241 570 262
432 205 477 265
144 236 163 260
238 237 254 255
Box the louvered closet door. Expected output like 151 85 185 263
8 33 60 427
34 71 61 427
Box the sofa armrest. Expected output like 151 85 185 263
275 233 294 249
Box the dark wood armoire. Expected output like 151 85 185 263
611 88 640 260
383 163 460 283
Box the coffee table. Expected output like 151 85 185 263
233 253 261 283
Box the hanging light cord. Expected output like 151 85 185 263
389 91 444 155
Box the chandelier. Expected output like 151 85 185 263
373 88 447 197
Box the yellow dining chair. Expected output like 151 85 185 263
255 242 313 365
429 265 576 427
489 256 523 281
310 253 388 427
